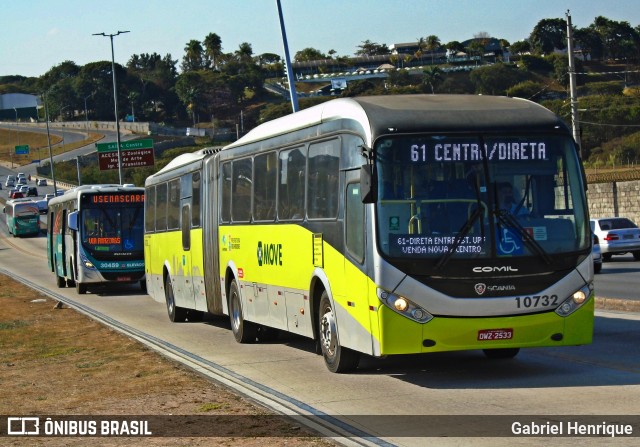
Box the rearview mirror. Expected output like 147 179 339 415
361 164 377 204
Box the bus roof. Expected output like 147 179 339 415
226 94 568 149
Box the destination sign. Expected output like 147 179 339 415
408 141 548 163
81 193 144 205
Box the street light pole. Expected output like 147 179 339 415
42 92 58 196
84 92 94 137
12 107 18 168
93 30 130 184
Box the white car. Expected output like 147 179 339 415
37 178 48 186
592 234 602 273
591 217 640 261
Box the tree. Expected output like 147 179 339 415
294 47 327 62
422 66 443 94
469 63 527 95
590 16 640 60
203 32 223 69
355 40 389 56
235 42 254 62
181 40 205 72
509 40 531 55
529 18 566 55
425 35 441 64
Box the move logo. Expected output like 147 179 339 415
257 241 283 266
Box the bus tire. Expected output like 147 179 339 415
76 282 87 295
228 279 257 343
256 325 279 342
483 348 520 359
318 291 359 373
164 275 187 322
56 275 66 288
140 280 147 293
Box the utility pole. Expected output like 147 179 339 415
276 0 299 112
93 30 130 184
566 10 581 156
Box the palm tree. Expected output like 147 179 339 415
425 35 441 65
203 33 223 69
422 66 443 94
182 40 204 72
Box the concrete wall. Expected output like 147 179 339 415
587 180 640 224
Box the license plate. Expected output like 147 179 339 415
623 234 634 239
117 276 131 282
478 328 513 341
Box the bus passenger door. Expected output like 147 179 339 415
343 170 373 355
178 201 196 309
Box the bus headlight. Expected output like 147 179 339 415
555 284 593 317
378 288 433 323
80 255 96 270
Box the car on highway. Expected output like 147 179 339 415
44 193 55 202
26 187 38 197
591 217 640 261
5 176 16 188
35 198 48 214
592 234 602 273
18 185 29 194
9 190 24 199
37 178 48 186
17 177 27 186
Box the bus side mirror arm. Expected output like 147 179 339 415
68 211 78 232
361 164 377 204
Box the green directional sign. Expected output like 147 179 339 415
15 144 30 155
95 139 155 170
95 139 153 152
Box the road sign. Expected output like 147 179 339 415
15 144 30 155
96 139 155 170
96 139 153 152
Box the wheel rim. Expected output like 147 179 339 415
320 306 337 358
166 280 175 313
230 291 241 332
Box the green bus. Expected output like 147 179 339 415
4 198 40 237
144 95 594 372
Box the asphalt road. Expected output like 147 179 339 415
0 218 638 446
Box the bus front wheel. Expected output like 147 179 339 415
318 292 359 373
228 279 257 343
164 275 187 322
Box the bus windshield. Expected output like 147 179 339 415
80 204 144 258
375 134 589 261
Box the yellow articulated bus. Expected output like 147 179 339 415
144 94 594 373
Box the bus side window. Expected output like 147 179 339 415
278 146 306 220
253 152 276 221
156 183 168 232
192 172 201 228
308 139 340 219
167 179 180 230
145 185 156 233
232 158 252 222
220 162 232 223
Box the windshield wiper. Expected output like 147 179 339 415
494 210 553 265
435 206 484 270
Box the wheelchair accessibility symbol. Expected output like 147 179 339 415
497 228 523 255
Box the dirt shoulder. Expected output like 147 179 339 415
0 273 336 446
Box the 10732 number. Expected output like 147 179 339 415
515 295 558 309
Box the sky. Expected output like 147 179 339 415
2 0 640 78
